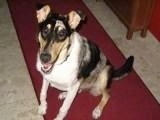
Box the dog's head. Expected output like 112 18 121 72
36 5 85 73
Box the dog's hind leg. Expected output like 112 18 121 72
91 66 110 119
92 89 110 119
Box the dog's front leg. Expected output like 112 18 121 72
54 81 80 120
38 78 49 115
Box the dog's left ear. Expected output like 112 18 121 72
68 11 86 29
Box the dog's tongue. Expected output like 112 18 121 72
43 63 52 69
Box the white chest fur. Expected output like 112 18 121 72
44 59 79 91
36 32 82 91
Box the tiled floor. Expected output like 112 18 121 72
0 1 43 120
0 0 159 119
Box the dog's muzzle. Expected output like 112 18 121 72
40 52 54 73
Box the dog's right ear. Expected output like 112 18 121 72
36 4 51 23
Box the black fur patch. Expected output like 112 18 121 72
39 13 72 42
78 41 100 79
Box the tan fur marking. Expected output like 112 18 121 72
97 89 110 112
38 33 47 52
50 38 69 63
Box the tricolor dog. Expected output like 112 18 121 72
36 5 134 120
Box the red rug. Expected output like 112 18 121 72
7 0 160 119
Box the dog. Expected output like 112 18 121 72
36 5 134 120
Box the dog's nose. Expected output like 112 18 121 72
40 52 51 63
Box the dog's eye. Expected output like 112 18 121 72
42 27 49 38
58 29 66 36
57 29 67 40
41 24 51 39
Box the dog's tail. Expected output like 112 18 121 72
111 56 134 79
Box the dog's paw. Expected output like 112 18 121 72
92 106 102 119
58 92 67 100
38 103 47 115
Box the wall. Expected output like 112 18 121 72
149 0 160 41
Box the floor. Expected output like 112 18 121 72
0 0 159 119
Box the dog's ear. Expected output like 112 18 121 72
68 10 86 29
36 5 51 23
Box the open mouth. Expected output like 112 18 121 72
41 63 54 74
